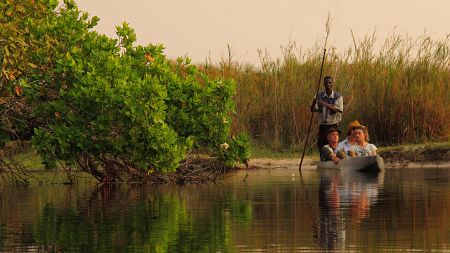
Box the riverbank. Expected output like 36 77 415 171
2 141 449 185
5 141 450 170
248 142 450 170
379 142 450 168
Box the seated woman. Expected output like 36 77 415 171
353 125 377 156
336 120 361 157
320 128 347 164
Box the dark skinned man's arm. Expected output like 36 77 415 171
317 100 342 113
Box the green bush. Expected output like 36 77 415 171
1 0 250 179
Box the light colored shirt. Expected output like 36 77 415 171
354 143 377 156
313 91 343 125
336 138 356 155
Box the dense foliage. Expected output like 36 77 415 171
0 0 250 182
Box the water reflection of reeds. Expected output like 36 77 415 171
0 168 449 252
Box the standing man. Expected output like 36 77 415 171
310 76 343 151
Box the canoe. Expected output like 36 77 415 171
317 155 385 172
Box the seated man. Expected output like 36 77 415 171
353 125 377 156
336 120 361 157
320 128 347 163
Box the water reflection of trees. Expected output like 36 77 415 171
1 169 449 252
0 185 252 253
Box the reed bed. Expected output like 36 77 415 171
200 34 450 152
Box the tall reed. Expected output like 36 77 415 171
200 34 450 151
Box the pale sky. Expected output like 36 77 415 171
74 0 450 65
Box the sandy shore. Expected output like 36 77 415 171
248 145 450 170
248 157 450 170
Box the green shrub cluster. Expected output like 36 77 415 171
1 0 249 176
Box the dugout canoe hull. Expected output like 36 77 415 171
317 155 385 172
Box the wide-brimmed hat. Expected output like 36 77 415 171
347 120 362 135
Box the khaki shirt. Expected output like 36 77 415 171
320 144 347 161
313 91 343 125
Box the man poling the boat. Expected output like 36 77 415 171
310 76 344 152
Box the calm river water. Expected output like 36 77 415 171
1 166 449 252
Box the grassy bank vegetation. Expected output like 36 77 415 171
250 141 450 159
379 140 450 152
200 34 450 154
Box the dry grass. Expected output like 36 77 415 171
200 33 450 152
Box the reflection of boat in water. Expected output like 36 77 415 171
314 168 385 251
317 155 385 172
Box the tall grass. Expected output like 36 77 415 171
200 33 450 152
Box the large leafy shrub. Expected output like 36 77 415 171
1 0 249 181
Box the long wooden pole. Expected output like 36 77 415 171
298 13 331 174
298 48 327 173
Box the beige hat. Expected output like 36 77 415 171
347 120 362 135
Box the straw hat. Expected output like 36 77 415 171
347 120 362 135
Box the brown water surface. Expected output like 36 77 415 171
0 166 449 252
